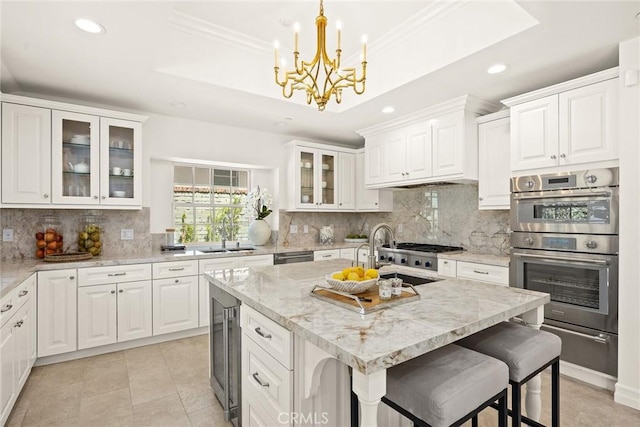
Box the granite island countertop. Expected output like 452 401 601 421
204 259 548 375
0 242 366 299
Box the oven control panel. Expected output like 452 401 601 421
511 233 618 255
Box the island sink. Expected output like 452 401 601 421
379 272 439 286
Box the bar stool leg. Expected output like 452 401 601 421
498 392 507 427
512 383 522 427
552 359 560 427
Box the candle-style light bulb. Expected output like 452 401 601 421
274 40 280 67
293 22 300 52
336 21 342 50
361 34 367 62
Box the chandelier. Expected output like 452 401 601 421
274 0 367 111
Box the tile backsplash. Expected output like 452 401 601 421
278 183 510 256
0 208 151 261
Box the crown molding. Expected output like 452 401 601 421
168 10 272 55
357 94 501 137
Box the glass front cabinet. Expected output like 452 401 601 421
51 112 141 206
295 146 337 210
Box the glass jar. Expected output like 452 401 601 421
78 214 103 256
390 277 403 297
35 215 63 259
378 279 392 301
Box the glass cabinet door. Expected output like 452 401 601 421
51 111 100 204
100 117 142 206
298 148 316 207
319 151 336 208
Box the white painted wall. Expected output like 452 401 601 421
141 113 291 233
615 36 640 411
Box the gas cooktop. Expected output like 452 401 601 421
378 242 464 271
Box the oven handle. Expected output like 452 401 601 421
512 252 609 265
542 323 610 344
513 191 611 200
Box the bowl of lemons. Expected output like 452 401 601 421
326 267 379 294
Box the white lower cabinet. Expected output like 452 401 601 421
77 280 152 350
438 258 509 286
1 275 36 426
153 276 199 335
37 269 77 357
78 284 117 350
314 249 341 261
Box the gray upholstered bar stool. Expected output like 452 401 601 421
457 321 561 427
381 344 509 427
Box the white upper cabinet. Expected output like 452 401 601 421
504 68 619 174
477 112 511 210
355 150 393 211
358 95 499 188
51 111 100 204
285 141 391 212
337 152 355 210
0 94 146 208
1 103 52 204
558 78 618 165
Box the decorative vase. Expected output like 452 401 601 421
248 219 271 246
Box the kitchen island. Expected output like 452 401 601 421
205 259 550 427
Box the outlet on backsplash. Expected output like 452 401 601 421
121 229 134 240
2 229 14 242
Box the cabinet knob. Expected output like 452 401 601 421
375 202 378 206
550 155 557 160
94 195 98 199
560 153 566 159
478 197 483 201
69 276 75 280
339 203 342 206
119 289 124 293
1 304 13 313
174 279 179 283
111 290 116 294
43 194 49 198
102 196 106 199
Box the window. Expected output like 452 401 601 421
173 165 249 244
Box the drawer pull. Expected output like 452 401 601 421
107 272 127 277
18 290 28 297
168 267 185 271
254 327 272 339
473 270 489 275
14 320 23 328
322 254 332 258
252 372 270 387
1 304 13 313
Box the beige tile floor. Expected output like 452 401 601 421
7 334 640 426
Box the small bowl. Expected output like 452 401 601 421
111 190 126 198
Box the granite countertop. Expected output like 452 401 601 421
0 242 365 299
437 252 510 267
205 259 548 375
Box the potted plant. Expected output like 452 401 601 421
245 186 273 245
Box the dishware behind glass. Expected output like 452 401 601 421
301 195 310 203
112 167 122 175
123 168 132 176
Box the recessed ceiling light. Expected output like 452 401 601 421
279 19 292 28
275 121 287 127
382 106 395 114
487 64 507 74
74 18 105 34
170 102 186 108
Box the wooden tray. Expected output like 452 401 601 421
310 283 420 315
44 252 93 263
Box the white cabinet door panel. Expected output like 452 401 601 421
78 284 117 350
337 152 355 210
37 270 77 357
1 103 52 204
559 79 618 165
511 95 559 171
364 137 384 185
153 277 199 335
478 116 510 209
117 280 152 342
405 122 432 179
432 113 463 177
384 132 407 182
0 320 16 425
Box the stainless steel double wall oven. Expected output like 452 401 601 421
510 168 619 376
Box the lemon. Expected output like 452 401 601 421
347 272 360 281
365 269 379 278
332 272 345 280
355 267 365 277
342 268 351 276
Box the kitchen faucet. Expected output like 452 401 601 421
367 223 396 270
221 215 231 249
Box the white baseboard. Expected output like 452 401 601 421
35 327 208 366
614 383 640 410
559 360 617 391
